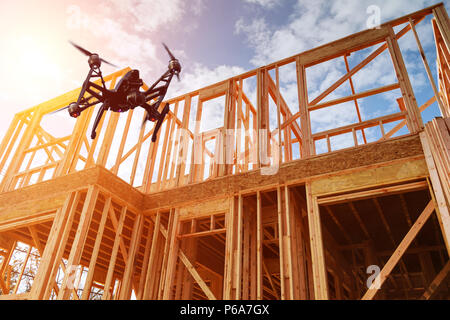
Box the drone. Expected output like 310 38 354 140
52 41 181 142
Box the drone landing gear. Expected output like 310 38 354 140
151 104 170 142
91 104 107 139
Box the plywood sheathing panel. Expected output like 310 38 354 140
144 134 424 211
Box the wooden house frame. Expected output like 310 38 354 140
0 3 449 300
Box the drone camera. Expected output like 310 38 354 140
126 91 146 106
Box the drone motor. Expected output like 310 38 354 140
169 59 181 74
88 54 102 69
68 102 81 118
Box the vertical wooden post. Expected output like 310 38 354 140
256 191 263 300
433 5 450 54
82 196 111 300
29 192 76 300
189 99 203 183
223 196 237 299
176 96 192 186
119 213 144 300
137 219 154 300
409 17 447 117
162 209 180 299
222 79 237 177
181 220 198 299
386 27 423 133
305 182 329 299
0 114 20 172
161 102 179 189
0 116 25 179
143 212 161 299
277 186 286 299
420 132 450 254
257 69 270 168
233 194 243 299
242 205 250 299
296 58 313 157
42 192 82 300
58 186 99 300
102 206 127 300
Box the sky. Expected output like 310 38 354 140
0 0 449 153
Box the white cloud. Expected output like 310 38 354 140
110 0 186 32
243 0 281 9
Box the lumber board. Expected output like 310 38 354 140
310 158 428 196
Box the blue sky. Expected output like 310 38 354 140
0 0 448 152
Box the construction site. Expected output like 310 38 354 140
0 3 449 300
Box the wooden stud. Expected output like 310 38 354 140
102 205 127 300
305 182 329 299
81 196 111 300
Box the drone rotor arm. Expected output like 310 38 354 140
83 81 109 102
145 87 166 103
143 70 172 95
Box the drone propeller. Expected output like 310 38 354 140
49 105 70 115
69 41 117 68
162 42 176 60
162 42 181 81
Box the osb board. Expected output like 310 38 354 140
310 158 428 196
144 134 424 211
0 193 65 227
0 166 98 209
0 166 144 219
178 197 229 220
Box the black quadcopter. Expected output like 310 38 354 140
53 41 181 142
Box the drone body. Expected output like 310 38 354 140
56 42 181 142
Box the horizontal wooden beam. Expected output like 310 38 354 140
309 83 400 112
178 228 226 239
312 112 406 140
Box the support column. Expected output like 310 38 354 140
305 182 329 299
296 58 313 157
386 27 423 133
